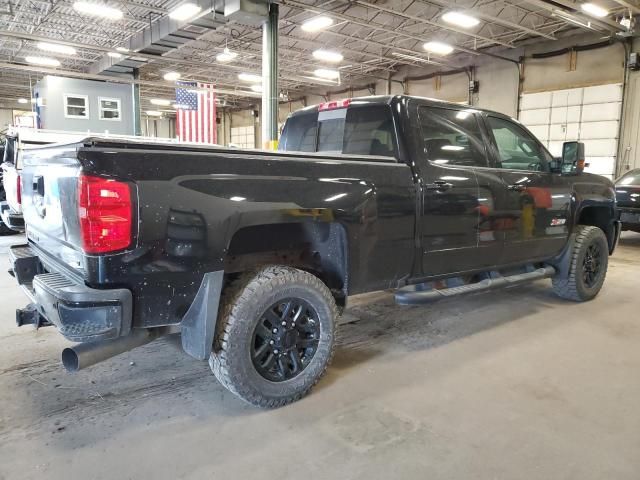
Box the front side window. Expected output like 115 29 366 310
64 94 89 119
99 97 121 121
418 106 488 168
487 116 549 171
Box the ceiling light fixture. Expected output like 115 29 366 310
116 46 129 52
441 11 480 28
238 73 262 83
18 98 28 104
73 1 123 20
581 3 609 17
25 56 61 67
313 68 340 80
250 84 263 93
216 47 237 63
37 42 76 55
107 51 123 59
146 110 163 117
423 41 454 55
151 98 172 106
168 2 202 21
163 71 181 81
312 49 343 63
301 16 334 32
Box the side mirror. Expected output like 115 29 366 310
561 141 585 174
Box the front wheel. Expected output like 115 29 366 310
210 266 337 407
552 225 609 301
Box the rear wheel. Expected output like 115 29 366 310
0 220 17 235
552 225 608 301
210 266 337 407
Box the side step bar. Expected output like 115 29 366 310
395 266 556 305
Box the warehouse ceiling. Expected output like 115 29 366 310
0 0 637 111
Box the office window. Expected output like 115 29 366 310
64 94 89 119
99 97 121 121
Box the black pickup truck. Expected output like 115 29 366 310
8 95 620 407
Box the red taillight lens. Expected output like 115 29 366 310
77 174 133 254
16 175 22 205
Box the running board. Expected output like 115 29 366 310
395 266 556 305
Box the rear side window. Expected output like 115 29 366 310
279 111 317 152
343 106 396 157
418 106 488 168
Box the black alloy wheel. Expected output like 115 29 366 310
582 242 603 288
251 299 320 382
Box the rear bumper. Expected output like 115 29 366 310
9 244 132 342
0 201 24 231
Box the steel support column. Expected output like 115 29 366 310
262 2 278 150
132 68 142 136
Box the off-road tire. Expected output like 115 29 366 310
0 220 17 236
210 266 337 408
552 225 608 301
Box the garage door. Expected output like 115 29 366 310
519 84 622 180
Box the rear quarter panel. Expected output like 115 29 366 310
78 148 417 327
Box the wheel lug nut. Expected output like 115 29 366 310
272 328 278 334
281 321 286 326
269 340 274 345
274 349 279 354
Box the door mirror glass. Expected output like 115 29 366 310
561 141 585 174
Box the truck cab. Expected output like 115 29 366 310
279 96 620 278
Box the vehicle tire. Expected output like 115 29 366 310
552 225 609 302
210 266 337 407
0 219 18 236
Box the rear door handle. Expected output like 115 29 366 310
426 181 453 192
507 184 526 192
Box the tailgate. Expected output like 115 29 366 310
20 143 85 274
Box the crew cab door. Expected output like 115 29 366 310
482 115 572 263
416 105 488 276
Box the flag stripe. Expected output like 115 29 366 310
175 81 217 144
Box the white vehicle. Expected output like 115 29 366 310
1 127 173 233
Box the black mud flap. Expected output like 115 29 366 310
180 271 224 360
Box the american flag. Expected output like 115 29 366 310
175 82 217 144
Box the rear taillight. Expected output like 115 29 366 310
16 175 22 205
78 174 133 254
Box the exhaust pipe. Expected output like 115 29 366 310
62 329 163 372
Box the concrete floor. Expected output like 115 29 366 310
0 234 639 479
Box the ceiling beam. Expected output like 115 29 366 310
352 0 516 48
416 0 557 40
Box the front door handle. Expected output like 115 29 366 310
426 180 453 192
507 184 526 192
